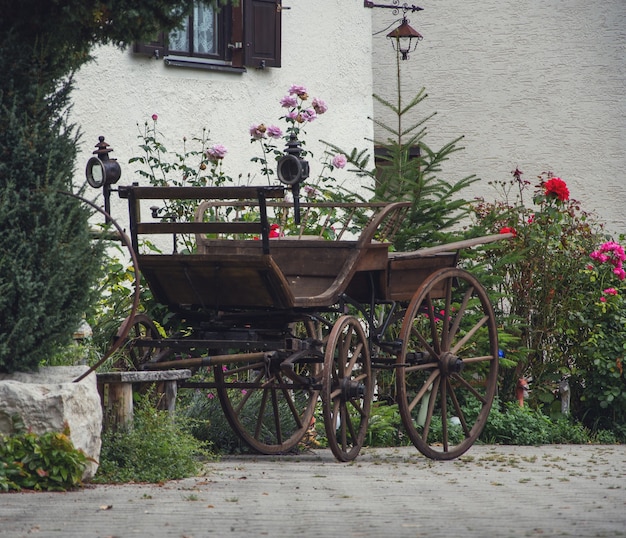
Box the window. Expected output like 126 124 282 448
133 0 282 71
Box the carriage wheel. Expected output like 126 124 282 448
215 320 322 455
322 315 373 462
114 313 162 370
396 268 499 460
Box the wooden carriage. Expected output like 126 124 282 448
112 184 507 461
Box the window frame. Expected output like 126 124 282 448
133 0 281 72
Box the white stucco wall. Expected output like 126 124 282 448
71 1 373 225
372 0 626 235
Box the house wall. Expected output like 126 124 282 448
372 0 626 236
71 0 374 224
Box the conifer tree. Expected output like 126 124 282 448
0 1 234 372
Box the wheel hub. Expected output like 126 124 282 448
339 378 366 400
440 351 464 374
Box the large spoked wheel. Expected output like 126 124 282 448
114 313 162 370
322 315 373 462
215 320 323 455
396 268 499 460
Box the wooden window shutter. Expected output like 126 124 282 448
133 32 168 59
244 0 282 68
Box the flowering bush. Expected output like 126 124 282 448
130 85 354 244
130 116 234 252
248 83 329 179
575 240 626 432
247 84 360 237
470 169 626 435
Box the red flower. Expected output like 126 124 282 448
544 177 569 201
499 227 517 237
269 223 282 238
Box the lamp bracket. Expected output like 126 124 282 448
364 1 423 15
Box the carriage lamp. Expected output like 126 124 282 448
85 136 122 222
277 134 309 224
364 1 424 60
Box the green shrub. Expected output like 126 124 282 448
179 388 246 454
365 402 411 447
94 396 211 483
0 417 90 492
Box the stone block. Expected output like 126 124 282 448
0 366 102 480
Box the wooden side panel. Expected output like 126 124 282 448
386 252 458 301
139 254 294 309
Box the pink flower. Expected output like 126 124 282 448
614 267 626 280
280 95 298 108
332 154 347 169
288 84 308 98
301 108 317 122
207 392 215 399
312 97 328 114
544 177 569 202
151 114 158 121
206 144 227 162
266 125 283 139
249 123 267 139
603 288 618 296
304 185 318 197
600 296 607 303
528 214 535 224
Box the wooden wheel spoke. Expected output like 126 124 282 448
441 379 448 452
253 388 270 439
340 325 354 360
441 278 453 346
344 406 357 445
345 341 364 373
451 315 489 355
411 326 437 359
271 388 282 444
446 378 471 438
448 286 473 343
451 373 488 404
280 384 305 430
408 369 439 413
234 370 264 413
347 396 366 418
421 375 440 441
425 295 441 355
340 404 348 450
461 354 495 364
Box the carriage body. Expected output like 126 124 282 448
114 184 505 461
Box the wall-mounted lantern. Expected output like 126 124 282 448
365 1 424 60
85 136 121 222
386 16 423 60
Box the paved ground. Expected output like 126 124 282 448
1 444 625 538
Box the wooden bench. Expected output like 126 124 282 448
97 369 192 431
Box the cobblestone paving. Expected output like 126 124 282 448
1 445 625 538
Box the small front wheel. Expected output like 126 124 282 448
322 315 373 462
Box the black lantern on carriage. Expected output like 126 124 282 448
277 134 309 224
85 136 122 223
